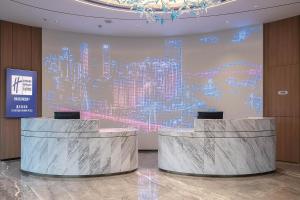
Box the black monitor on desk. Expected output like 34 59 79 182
54 112 80 119
197 112 223 119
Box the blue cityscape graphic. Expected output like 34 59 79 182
43 29 263 131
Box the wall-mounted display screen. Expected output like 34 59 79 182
6 68 37 118
42 25 263 132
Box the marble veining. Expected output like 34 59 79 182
159 118 276 176
21 118 138 176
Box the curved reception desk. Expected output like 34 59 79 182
158 118 276 176
21 118 138 177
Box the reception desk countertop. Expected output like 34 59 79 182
21 118 138 177
159 118 276 176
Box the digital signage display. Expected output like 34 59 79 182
6 68 37 118
43 25 263 132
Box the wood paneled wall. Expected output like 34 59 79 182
0 21 42 160
264 16 300 163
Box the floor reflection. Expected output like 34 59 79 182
138 169 158 200
0 152 300 200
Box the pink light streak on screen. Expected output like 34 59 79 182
57 107 163 131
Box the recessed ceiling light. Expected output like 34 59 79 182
98 24 102 28
225 20 230 24
253 5 259 8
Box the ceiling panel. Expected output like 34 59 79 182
0 0 299 37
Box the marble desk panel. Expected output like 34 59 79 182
159 118 276 176
159 128 275 138
21 118 138 176
194 118 275 132
21 118 102 132
22 129 137 138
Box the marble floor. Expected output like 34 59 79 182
1 152 300 200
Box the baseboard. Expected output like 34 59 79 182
0 157 20 161
138 149 158 153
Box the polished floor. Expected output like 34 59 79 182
1 152 300 200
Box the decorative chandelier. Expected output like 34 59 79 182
75 0 236 24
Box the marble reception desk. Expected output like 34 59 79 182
158 118 276 176
21 118 138 177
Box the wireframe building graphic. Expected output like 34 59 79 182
80 43 89 111
102 44 111 80
43 36 262 131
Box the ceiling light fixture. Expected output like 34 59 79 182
75 0 236 24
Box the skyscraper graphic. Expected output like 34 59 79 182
61 47 72 80
100 39 184 128
80 43 89 78
80 43 89 111
102 44 111 80
164 39 183 100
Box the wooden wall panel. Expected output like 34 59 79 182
0 21 12 118
0 118 21 159
264 17 300 67
264 65 299 117
276 117 300 162
0 21 42 160
264 16 300 163
12 23 32 68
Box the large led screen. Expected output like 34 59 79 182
43 25 263 132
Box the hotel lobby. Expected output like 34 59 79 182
0 0 300 199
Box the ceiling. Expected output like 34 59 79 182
0 0 299 37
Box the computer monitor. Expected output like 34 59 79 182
197 112 223 119
54 112 80 119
